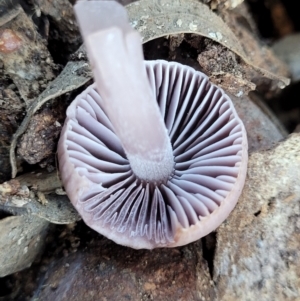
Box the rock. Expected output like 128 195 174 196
214 134 300 301
32 237 215 301
231 93 287 153
0 215 49 277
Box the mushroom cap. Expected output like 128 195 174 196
58 60 248 249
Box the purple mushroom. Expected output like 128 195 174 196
57 1 248 249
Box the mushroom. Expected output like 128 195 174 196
57 1 248 249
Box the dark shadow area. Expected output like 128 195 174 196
202 232 217 278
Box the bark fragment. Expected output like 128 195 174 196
17 108 61 164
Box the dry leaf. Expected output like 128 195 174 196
0 171 80 224
127 0 289 88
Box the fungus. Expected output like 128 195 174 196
57 1 248 249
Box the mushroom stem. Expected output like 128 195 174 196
74 1 174 183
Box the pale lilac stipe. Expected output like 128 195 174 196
58 60 248 249
74 1 174 184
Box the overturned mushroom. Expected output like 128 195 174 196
57 1 248 249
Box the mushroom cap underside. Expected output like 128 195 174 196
58 60 248 249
